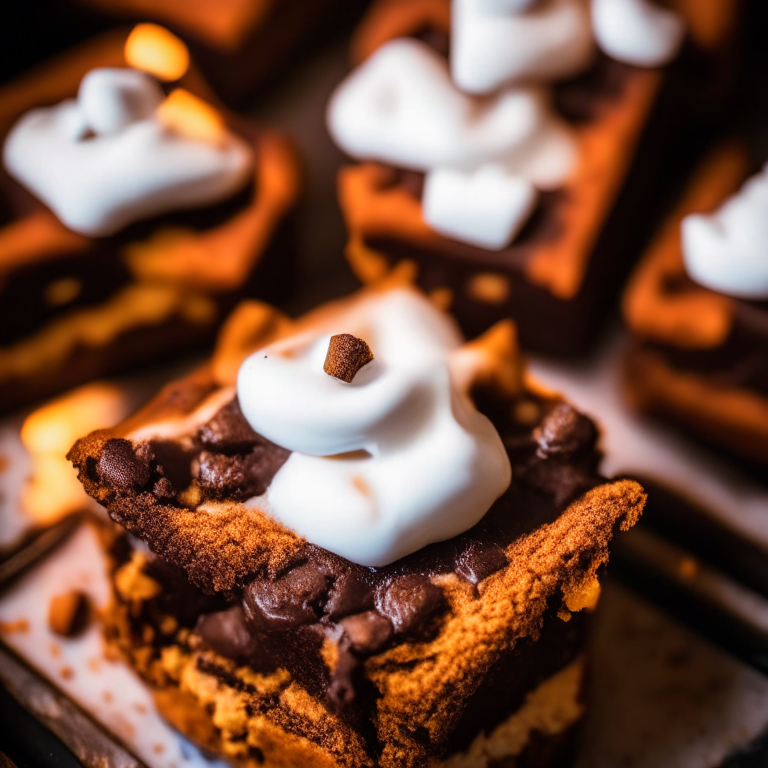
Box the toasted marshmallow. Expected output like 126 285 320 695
451 0 595 94
682 165 768 300
3 67 252 237
591 0 685 68
327 38 577 250
237 289 512 567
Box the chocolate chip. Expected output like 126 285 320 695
195 606 258 661
519 459 595 508
97 438 151 490
243 563 332 633
340 611 393 655
534 404 597 459
194 444 290 501
196 398 262 454
324 570 374 620
377 575 445 636
48 590 90 638
456 542 508 585
323 334 374 383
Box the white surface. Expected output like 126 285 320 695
577 582 768 768
451 0 595 93
238 288 511 567
0 523 228 768
0 415 34 552
529 329 768 547
591 0 685 68
682 163 768 300
3 67 253 237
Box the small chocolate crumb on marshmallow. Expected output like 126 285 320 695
48 590 90 638
323 334 374 383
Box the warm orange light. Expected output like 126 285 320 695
20 383 128 524
156 88 225 145
124 23 190 82
21 382 126 455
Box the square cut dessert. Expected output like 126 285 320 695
623 142 768 467
69 279 646 768
52 0 370 107
327 0 738 355
0 23 300 413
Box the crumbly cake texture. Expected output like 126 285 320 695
622 143 768 466
336 0 738 354
71 282 646 767
0 28 300 412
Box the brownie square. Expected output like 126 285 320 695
622 142 768 467
0 28 301 413
335 0 739 356
69 286 645 767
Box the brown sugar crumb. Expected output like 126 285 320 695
0 619 29 635
48 590 91 638
60 666 74 680
324 334 374 383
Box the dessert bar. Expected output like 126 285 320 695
328 0 737 355
0 24 300 413
70 281 646 767
623 142 768 467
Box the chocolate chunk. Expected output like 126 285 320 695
340 611 393 656
324 570 374 620
456 542 508 585
519 460 595 508
48 590 90 638
196 398 262 454
194 443 290 501
323 334 374 383
534 404 597 459
377 575 445 636
195 606 258 661
327 636 359 710
243 563 332 633
97 438 151 490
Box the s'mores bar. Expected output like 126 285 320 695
623 142 768 467
0 24 300 412
70 280 645 767
327 0 738 355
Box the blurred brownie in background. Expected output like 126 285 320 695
623 142 768 468
328 0 740 356
0 25 300 413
